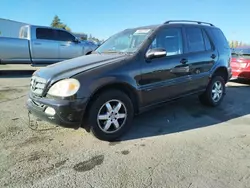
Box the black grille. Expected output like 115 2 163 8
30 76 47 96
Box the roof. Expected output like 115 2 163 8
124 20 216 31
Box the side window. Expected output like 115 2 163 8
149 28 183 56
36 28 55 40
202 30 212 51
186 28 205 53
211 28 230 48
56 30 75 42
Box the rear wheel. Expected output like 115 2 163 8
88 90 134 141
199 75 225 107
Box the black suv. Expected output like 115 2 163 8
27 20 232 141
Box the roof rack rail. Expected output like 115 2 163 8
164 20 214 26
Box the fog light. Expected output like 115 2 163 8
45 107 56 116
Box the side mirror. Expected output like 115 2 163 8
146 48 167 59
73 38 80 43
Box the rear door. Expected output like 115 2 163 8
55 30 83 60
31 28 60 64
182 26 217 92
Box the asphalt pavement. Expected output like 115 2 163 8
0 74 250 188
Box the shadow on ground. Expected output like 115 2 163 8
0 70 34 78
120 82 250 141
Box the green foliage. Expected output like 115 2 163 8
87 34 101 43
50 15 102 42
228 40 248 48
50 15 71 31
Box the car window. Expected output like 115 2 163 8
186 28 206 53
149 28 183 56
55 30 75 42
202 30 212 51
211 28 229 49
36 28 56 40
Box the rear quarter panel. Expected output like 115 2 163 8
205 27 231 78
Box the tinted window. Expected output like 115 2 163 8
56 30 75 41
211 28 229 48
203 30 212 50
36 28 55 40
186 28 205 53
149 28 183 56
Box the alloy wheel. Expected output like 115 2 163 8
97 99 127 133
211 81 223 103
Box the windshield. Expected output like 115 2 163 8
96 28 152 53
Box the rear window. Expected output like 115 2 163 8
210 28 229 48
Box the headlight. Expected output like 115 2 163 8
47 78 80 97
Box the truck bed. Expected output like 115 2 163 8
0 37 31 64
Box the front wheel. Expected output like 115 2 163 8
88 90 134 141
199 76 225 107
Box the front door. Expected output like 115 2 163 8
32 28 60 64
55 30 83 60
139 27 191 106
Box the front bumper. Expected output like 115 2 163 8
26 93 88 129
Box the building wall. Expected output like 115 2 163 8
0 18 28 38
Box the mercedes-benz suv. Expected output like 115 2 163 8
27 20 232 141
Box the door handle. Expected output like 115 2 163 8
180 58 188 64
60 44 67 46
34 42 41 45
211 54 216 59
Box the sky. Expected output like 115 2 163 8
1 0 249 42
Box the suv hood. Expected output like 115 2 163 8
35 54 127 81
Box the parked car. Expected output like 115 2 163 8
230 47 250 80
26 20 232 141
0 25 94 65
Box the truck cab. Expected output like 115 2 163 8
0 25 95 65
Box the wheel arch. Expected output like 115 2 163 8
211 66 229 83
83 82 140 122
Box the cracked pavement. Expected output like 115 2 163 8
0 73 250 188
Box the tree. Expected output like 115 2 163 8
235 40 239 48
230 41 234 48
88 34 93 40
50 15 71 31
239 41 243 47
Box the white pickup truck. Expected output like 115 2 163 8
0 25 97 65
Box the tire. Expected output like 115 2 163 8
88 90 134 141
199 75 225 107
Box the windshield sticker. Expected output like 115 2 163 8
134 29 151 34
